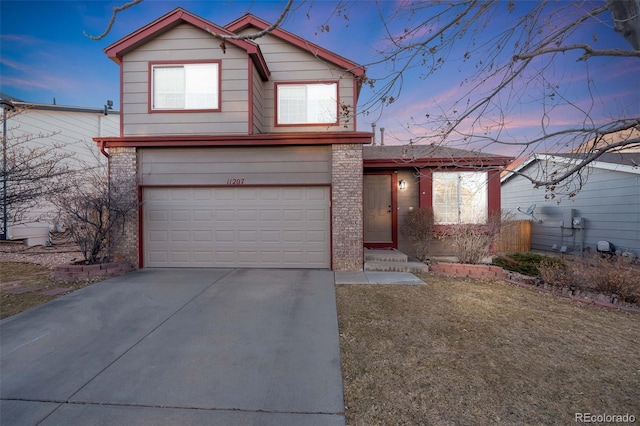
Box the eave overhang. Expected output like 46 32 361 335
95 132 373 148
364 156 514 169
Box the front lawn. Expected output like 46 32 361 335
336 274 639 425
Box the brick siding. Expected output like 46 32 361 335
332 144 364 271
108 147 139 267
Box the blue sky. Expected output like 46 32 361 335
1 0 638 153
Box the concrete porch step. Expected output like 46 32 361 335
364 260 429 274
364 248 408 263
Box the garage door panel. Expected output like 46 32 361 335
193 231 213 242
261 230 281 242
193 251 213 263
144 187 330 268
193 210 213 221
148 230 168 242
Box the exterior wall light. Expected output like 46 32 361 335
399 180 406 190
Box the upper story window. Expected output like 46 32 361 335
276 82 338 125
433 171 488 224
151 62 220 111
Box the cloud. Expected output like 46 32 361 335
1 76 55 91
0 57 31 73
1 74 77 92
0 34 42 45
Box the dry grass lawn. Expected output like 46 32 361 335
0 262 94 319
337 274 640 425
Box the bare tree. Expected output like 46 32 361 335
347 0 640 197
1 105 78 234
52 171 137 264
85 0 639 197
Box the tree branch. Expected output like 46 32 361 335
514 44 640 61
204 0 294 42
83 0 143 40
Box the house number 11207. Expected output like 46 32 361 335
226 178 245 185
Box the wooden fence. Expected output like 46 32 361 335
494 220 531 253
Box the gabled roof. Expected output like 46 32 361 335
501 152 640 183
225 13 366 78
104 8 270 80
363 144 513 168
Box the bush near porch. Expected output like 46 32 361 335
494 252 640 306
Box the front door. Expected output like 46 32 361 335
364 174 393 244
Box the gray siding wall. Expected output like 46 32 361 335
501 164 640 257
121 24 249 136
237 29 358 133
139 146 331 186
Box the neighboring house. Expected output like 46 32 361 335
501 153 640 257
0 93 119 245
363 144 512 256
94 8 370 270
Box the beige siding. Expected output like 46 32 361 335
139 146 331 186
121 24 250 136
237 30 358 133
252 65 265 133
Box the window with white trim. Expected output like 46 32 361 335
433 171 488 224
152 63 219 110
277 82 338 124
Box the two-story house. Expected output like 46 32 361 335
95 8 371 271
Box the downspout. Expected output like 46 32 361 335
99 140 110 158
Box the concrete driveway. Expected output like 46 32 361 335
0 268 345 425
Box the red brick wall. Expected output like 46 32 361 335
332 144 364 271
108 147 139 267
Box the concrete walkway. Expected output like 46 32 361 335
0 269 345 425
335 271 425 285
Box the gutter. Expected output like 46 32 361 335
99 140 110 158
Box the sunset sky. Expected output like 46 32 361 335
1 0 638 154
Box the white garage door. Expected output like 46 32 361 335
143 187 330 268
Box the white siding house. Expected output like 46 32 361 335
501 153 640 258
1 95 119 245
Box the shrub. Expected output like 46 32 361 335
493 252 561 277
537 253 640 304
447 224 492 264
538 258 573 286
53 176 137 264
569 254 640 303
446 210 513 264
400 207 434 261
